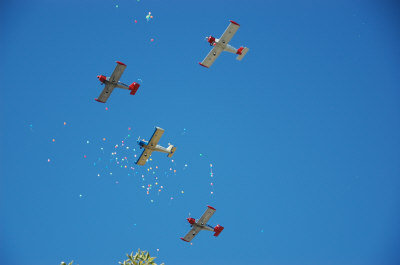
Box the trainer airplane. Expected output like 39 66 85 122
181 206 224 242
199 20 249 68
136 127 177 166
95 61 140 103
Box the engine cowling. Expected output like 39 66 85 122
187 217 196 225
97 75 107 83
207 36 216 45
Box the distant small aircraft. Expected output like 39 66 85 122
95 61 140 103
199 20 249 68
136 127 177 166
181 206 224 242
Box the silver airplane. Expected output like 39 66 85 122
95 61 140 103
199 20 249 68
136 127 177 166
181 206 224 242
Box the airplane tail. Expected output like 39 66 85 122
236 47 249 61
167 145 177 158
213 225 224 237
129 82 140 95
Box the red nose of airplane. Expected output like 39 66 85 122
187 217 195 224
97 75 107 83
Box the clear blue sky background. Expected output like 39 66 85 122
1 0 400 264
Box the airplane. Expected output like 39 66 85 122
135 127 177 166
199 20 249 68
95 61 140 103
180 205 224 242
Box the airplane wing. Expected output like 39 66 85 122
148 127 165 147
181 226 202 242
219 20 240 45
197 206 216 226
199 46 224 68
136 148 153 166
96 83 116 103
109 61 127 83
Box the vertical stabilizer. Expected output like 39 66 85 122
236 47 249 61
167 145 177 158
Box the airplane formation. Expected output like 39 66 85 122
94 20 248 242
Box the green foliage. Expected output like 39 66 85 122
59 248 163 265
119 249 164 265
60 261 74 265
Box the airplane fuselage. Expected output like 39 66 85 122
138 140 170 153
207 36 238 54
191 222 214 232
97 75 131 90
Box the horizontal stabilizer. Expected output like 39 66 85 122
129 82 140 95
213 225 224 237
236 47 249 61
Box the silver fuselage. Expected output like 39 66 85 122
214 38 238 54
191 222 214 232
138 140 170 153
103 77 130 90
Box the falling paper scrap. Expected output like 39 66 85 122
146 12 153 21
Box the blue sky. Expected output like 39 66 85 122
1 0 400 264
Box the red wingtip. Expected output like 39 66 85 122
199 62 209 68
180 237 189 242
230 20 240 26
207 205 216 210
116 61 126 66
94 98 105 103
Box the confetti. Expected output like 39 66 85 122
79 194 83 198
47 158 51 162
52 139 55 142
63 122 67 126
146 12 153 21
150 38 154 42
